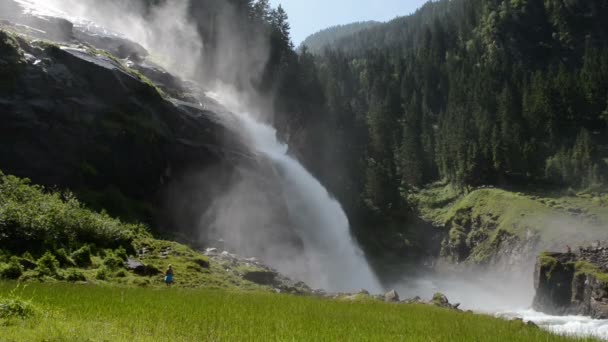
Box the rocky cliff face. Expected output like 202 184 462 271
0 1 299 252
533 247 608 319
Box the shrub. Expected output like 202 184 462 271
0 296 36 320
115 270 127 278
35 252 59 277
21 252 34 263
65 269 86 282
95 267 109 280
54 248 75 267
115 247 128 261
0 250 9 263
0 172 144 256
103 254 124 271
71 246 92 268
0 257 23 280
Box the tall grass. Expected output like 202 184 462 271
0 282 593 341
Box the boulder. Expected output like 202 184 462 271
384 289 400 303
125 258 146 274
403 296 423 304
431 292 460 310
243 271 278 286
125 258 161 276
193 258 210 269
432 292 450 306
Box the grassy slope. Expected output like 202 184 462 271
0 171 268 291
0 282 592 342
410 183 608 262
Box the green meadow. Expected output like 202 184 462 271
0 282 594 342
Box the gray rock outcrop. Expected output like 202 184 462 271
384 289 400 302
533 247 608 319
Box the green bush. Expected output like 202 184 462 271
0 250 9 263
0 257 23 280
71 246 92 268
35 252 59 277
0 171 145 255
21 252 34 263
65 269 86 282
103 254 124 271
95 266 109 280
54 248 75 267
115 247 128 261
0 296 36 320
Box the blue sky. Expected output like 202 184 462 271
269 0 430 45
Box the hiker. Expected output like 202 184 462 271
165 264 174 286
566 245 572 254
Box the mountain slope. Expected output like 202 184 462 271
300 21 381 54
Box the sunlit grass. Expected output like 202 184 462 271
0 282 594 341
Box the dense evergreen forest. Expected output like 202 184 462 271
299 21 381 54
136 0 608 244
279 0 608 222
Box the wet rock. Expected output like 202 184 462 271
533 249 608 319
384 289 400 303
403 296 423 304
205 248 218 255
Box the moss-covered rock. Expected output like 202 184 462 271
533 250 608 319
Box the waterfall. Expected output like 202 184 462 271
207 92 382 293
14 0 382 293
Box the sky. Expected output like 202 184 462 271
269 0 430 46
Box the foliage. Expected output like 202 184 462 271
102 253 125 271
574 261 608 284
0 171 145 255
0 282 589 341
0 290 37 320
53 248 75 268
95 266 109 281
0 257 23 280
300 21 381 54
34 252 59 277
65 269 86 282
71 245 92 268
277 0 608 243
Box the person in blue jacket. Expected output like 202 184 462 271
165 264 174 286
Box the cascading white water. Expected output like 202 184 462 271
207 91 382 293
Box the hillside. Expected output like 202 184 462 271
278 0 608 262
0 171 311 293
410 184 608 269
299 21 381 54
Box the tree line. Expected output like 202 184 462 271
279 0 608 222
